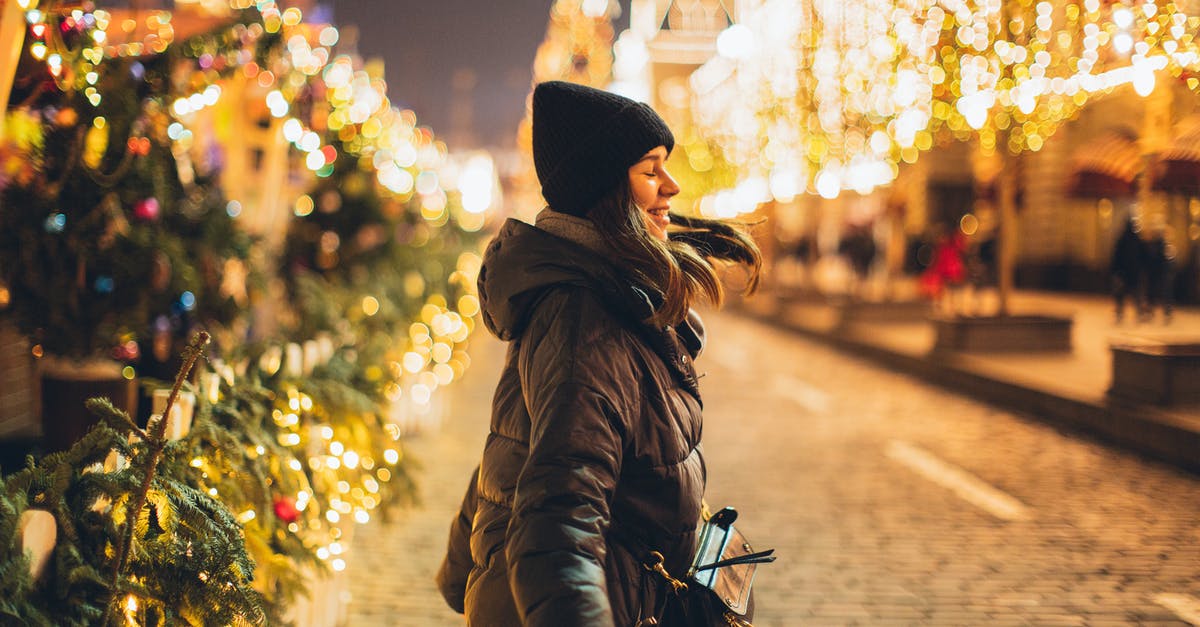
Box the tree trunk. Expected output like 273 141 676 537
997 154 1018 316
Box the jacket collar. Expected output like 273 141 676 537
533 207 606 253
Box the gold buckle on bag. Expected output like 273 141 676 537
642 551 688 595
724 611 753 626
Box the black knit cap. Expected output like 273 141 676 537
532 81 674 216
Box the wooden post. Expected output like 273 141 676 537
996 152 1017 317
0 0 28 142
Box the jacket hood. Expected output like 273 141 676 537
477 219 657 341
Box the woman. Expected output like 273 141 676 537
437 81 762 626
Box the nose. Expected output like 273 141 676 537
661 168 680 198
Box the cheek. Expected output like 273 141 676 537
630 181 657 208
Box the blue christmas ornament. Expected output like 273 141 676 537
43 213 66 233
94 276 114 293
180 291 196 311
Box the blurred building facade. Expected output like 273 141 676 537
616 0 1200 303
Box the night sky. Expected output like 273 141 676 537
331 1 629 150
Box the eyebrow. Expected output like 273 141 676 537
637 153 664 165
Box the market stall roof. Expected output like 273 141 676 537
1068 130 1142 198
100 5 237 47
1154 117 1200 195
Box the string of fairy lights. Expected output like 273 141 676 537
689 0 1200 204
10 0 490 597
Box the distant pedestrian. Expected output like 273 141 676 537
966 230 997 314
1144 229 1176 323
785 232 818 290
921 228 967 315
1110 218 1146 323
838 224 877 299
436 81 764 626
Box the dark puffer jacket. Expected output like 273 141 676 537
436 219 707 626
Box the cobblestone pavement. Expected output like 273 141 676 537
346 309 1200 626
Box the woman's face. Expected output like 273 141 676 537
627 146 680 242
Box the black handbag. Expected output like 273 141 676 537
641 507 775 627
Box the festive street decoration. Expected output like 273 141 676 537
0 334 267 625
0 2 264 361
694 0 1200 199
0 1 487 624
686 0 1200 312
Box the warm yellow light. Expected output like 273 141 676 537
294 194 314 216
362 296 380 316
402 351 425 373
282 7 303 25
959 214 979 236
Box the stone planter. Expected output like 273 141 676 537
1109 342 1200 406
932 314 1073 352
774 286 826 305
40 357 137 452
834 298 931 327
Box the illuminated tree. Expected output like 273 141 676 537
695 0 1200 312
512 0 618 219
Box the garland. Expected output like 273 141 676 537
1 1 488 624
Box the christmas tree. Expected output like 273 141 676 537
0 7 266 363
0 333 267 626
0 2 487 623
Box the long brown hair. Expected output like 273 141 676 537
586 178 762 326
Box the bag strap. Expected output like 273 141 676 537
694 549 777 572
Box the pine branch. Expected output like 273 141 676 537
83 398 147 441
103 331 209 625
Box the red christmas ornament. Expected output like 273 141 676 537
273 496 299 524
133 197 159 221
126 137 151 156
110 340 140 362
